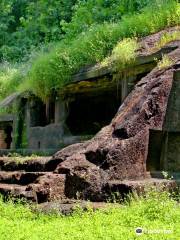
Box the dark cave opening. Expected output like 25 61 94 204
146 130 164 171
66 90 121 135
5 125 13 149
0 122 13 149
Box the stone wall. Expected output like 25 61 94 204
165 132 180 171
164 70 180 131
28 123 91 151
28 124 65 149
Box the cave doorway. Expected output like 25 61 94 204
146 130 164 171
5 125 13 149
147 130 180 172
66 90 121 135
0 122 13 149
30 98 47 127
30 97 56 127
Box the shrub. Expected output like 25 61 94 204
155 30 180 50
157 55 174 69
105 38 139 71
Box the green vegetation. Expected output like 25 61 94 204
62 0 152 39
5 153 42 163
0 0 78 62
101 38 139 72
21 1 180 100
0 188 179 239
0 0 156 62
0 63 24 100
151 29 180 52
0 0 179 101
157 55 174 70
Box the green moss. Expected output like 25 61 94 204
20 121 28 149
14 99 28 149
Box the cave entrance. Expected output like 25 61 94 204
66 90 121 135
0 122 13 149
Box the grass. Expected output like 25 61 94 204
149 29 180 53
0 62 24 101
157 54 174 69
0 188 179 239
156 30 180 49
4 153 44 163
101 38 139 72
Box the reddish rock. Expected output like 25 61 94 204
52 47 180 200
55 154 108 201
26 173 66 203
0 34 179 204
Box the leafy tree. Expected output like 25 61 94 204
0 0 78 62
61 0 152 38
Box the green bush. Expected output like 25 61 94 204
0 0 153 62
101 38 139 72
0 0 78 62
62 0 152 38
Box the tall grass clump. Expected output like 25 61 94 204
101 38 139 71
157 54 174 69
155 30 180 50
21 0 180 100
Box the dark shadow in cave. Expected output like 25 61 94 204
5 125 13 149
66 90 121 135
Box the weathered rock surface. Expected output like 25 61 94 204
52 46 180 200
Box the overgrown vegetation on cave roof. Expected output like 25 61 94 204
0 0 179 101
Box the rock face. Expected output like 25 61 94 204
0 30 179 204
51 46 180 201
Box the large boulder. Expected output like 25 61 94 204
52 47 180 200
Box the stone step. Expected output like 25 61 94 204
0 171 50 185
0 183 35 201
107 178 180 196
0 157 60 172
146 171 180 180
0 173 67 204
27 173 67 204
